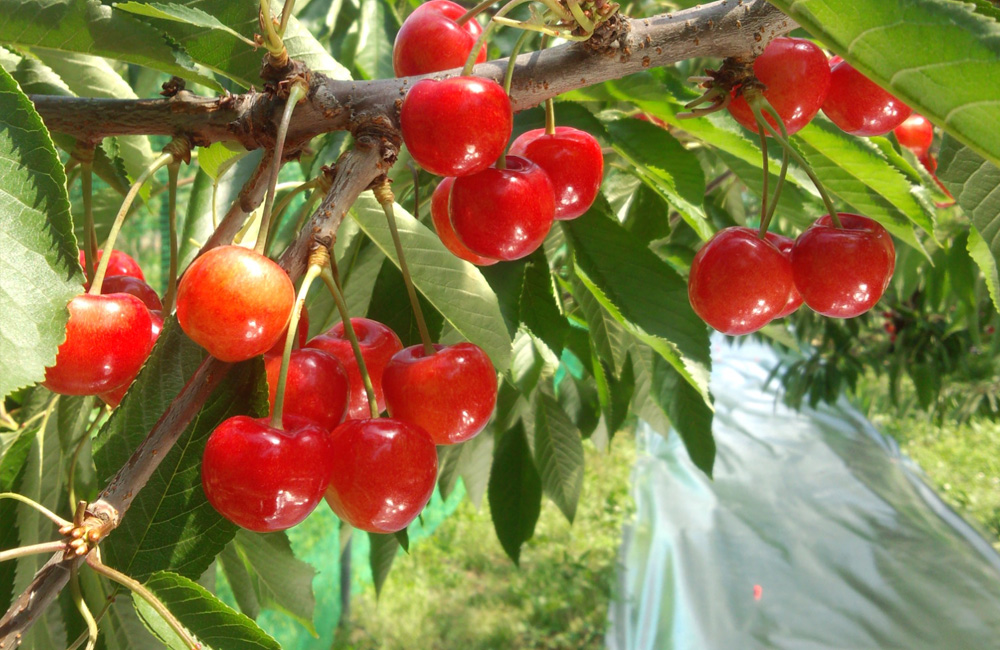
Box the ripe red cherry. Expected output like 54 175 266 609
382 343 497 445
324 418 437 533
100 310 164 408
449 155 556 261
919 153 955 206
266 305 310 357
791 213 895 318
264 348 350 431
43 293 154 395
430 177 498 266
79 249 144 282
99 275 162 311
176 245 294 362
894 114 933 158
400 77 512 177
305 318 403 419
202 415 335 532
822 61 911 136
687 227 794 335
508 126 604 221
727 37 831 136
393 0 485 77
763 233 804 319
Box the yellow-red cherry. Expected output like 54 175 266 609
508 126 604 221
392 0 485 76
100 309 163 408
99 275 162 311
79 248 144 283
264 348 350 431
822 61 911 136
894 114 934 158
430 177 498 266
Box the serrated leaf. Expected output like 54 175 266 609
532 392 584 523
352 0 397 80
0 427 34 611
519 258 569 356
233 530 317 635
570 274 630 376
93 319 268 581
438 426 494 507
968 227 1000 314
197 143 248 181
366 258 444 348
767 0 1000 166
134 571 280 650
351 195 512 371
115 2 254 44
368 531 399 598
487 422 541 565
0 66 82 399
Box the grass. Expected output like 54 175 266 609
333 431 636 650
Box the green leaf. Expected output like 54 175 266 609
766 0 1000 166
487 422 542 565
519 258 569 356
232 530 317 635
352 0 398 80
93 319 268 581
569 274 630 376
0 66 82 399
218 541 260 620
437 427 494 507
513 101 611 145
366 259 444 348
134 571 280 650
532 392 585 523
0 427 34 611
351 195 513 371
968 227 1000 314
115 2 254 44
368 531 400 598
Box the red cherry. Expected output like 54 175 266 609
43 293 153 395
79 249 144 282
264 348 350 431
305 318 403 419
265 305 310 357
449 155 556 261
727 37 831 136
100 310 164 408
508 126 604 221
828 55 844 67
822 61 911 136
430 177 498 266
919 153 956 206
324 418 437 533
202 415 335 532
176 245 294 362
791 213 895 318
763 232 804 319
894 114 934 158
99 275 162 311
382 343 497 445
687 227 794 335
400 77 512 177
393 0 485 77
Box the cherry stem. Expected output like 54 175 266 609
456 0 496 26
757 119 769 233
566 0 594 33
761 148 789 237
89 151 174 295
320 264 381 419
407 162 421 219
490 16 590 40
255 81 308 255
86 555 200 650
66 598 113 650
81 161 97 282
545 98 556 136
278 0 297 36
162 162 181 313
0 540 68 564
0 492 73 529
68 412 108 512
372 182 436 356
270 260 323 429
69 565 99 650
259 0 284 57
266 178 318 255
293 189 324 238
462 0 533 75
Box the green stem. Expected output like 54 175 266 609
407 162 421 220
278 0 296 35
0 493 72 529
293 189 324 237
70 565 99 650
89 151 174 295
270 263 322 429
81 162 97 282
566 0 594 33
461 0 534 75
545 98 556 136
255 82 308 255
163 162 180 313
489 16 589 40
320 266 380 418
66 597 113 650
259 0 283 55
761 148 789 237
757 117 769 234
456 0 496 26
0 540 67 563
266 178 318 256
67 411 107 512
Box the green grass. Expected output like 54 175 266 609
333 432 636 650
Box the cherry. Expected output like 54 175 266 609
763 233 804 319
176 245 294 362
400 77 512 177
43 293 153 395
305 318 403 419
100 310 164 408
324 418 437 533
822 61 911 136
393 0 485 77
79 249 144 282
727 37 831 136
202 414 335 532
508 126 604 221
263 348 350 431
687 227 794 335
382 343 497 445
430 177 498 266
919 153 955 206
99 275 162 311
265 305 310 357
894 114 934 158
791 213 895 318
449 155 556 261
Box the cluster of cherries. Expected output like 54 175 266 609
395 0 604 263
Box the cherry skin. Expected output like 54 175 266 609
508 126 604 221
79 249 144 282
202 414 336 532
100 310 164 408
324 418 437 533
400 77 512 177
264 348 350 431
43 293 154 395
763 233 804 319
822 61 911 136
791 213 895 318
176 245 294 362
449 155 556 261
727 37 831 136
919 153 955 206
430 177 498 266
99 275 162 311
265 304 310 357
687 227 795 335
894 114 934 158
305 318 403 419
393 0 485 77
382 343 497 445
